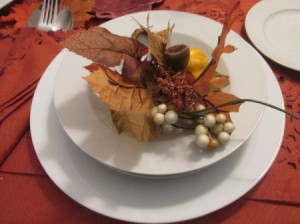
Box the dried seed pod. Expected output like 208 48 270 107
165 44 190 71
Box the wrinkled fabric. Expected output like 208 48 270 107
1 0 300 223
0 28 62 164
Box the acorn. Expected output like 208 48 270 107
165 44 190 71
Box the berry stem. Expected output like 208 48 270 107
183 98 300 121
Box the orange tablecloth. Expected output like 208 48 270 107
1 0 300 223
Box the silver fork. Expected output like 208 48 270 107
37 0 59 32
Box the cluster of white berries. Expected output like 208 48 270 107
151 103 236 150
195 113 235 149
151 103 179 125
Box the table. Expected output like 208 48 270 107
1 0 300 223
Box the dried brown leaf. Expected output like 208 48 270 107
134 14 174 65
84 66 160 141
62 26 150 84
60 0 95 27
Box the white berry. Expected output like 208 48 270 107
195 104 206 111
223 122 235 134
154 113 165 125
203 114 216 127
157 104 167 114
164 110 178 124
151 107 158 117
195 124 208 136
216 113 227 123
196 134 210 149
218 131 230 144
212 124 223 135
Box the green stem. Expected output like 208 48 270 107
183 98 300 121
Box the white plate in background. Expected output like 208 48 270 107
0 0 13 9
245 0 300 71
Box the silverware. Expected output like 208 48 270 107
27 0 73 32
52 7 73 32
37 0 59 32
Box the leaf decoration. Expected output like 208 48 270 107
84 65 160 141
133 14 174 65
191 1 239 96
85 62 102 73
223 44 236 54
0 2 39 29
209 76 230 92
205 91 241 112
62 26 150 84
60 0 95 27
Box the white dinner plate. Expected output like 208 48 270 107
30 12 285 224
245 0 300 71
53 11 267 177
0 0 13 9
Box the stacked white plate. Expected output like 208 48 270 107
30 11 285 223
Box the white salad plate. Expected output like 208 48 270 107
245 0 300 71
53 11 267 177
30 11 285 223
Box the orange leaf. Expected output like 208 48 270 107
205 91 241 112
85 62 102 72
0 2 39 29
84 66 160 142
209 76 230 91
223 44 236 54
61 0 95 27
192 1 239 96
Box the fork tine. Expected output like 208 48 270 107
38 0 47 24
49 0 59 23
37 0 65 31
54 0 58 18
44 0 50 24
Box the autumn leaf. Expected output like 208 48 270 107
133 14 174 65
84 65 160 141
0 1 39 29
209 75 230 92
62 26 151 84
205 91 241 112
223 44 236 54
60 0 95 27
192 1 239 96
110 110 127 134
85 62 102 73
